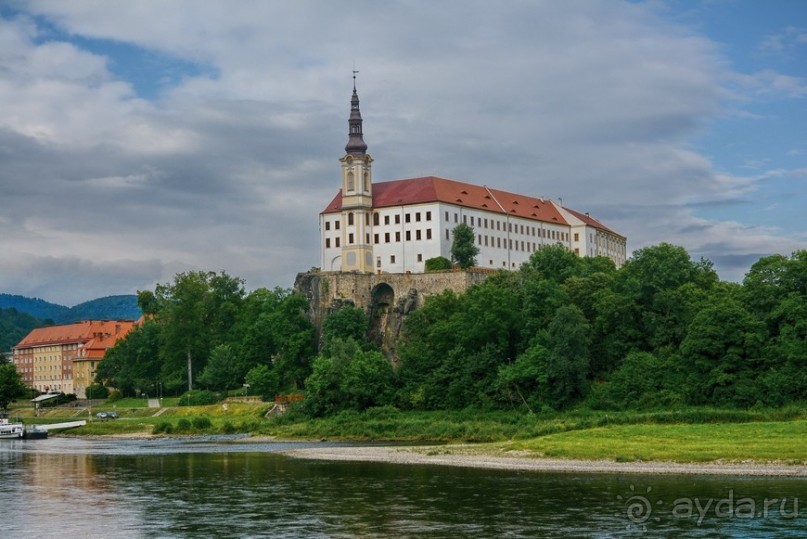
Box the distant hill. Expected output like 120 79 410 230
0 307 44 354
63 295 142 323
0 293 141 325
0 294 68 322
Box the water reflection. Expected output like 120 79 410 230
1 438 804 538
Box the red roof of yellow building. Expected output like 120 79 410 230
14 320 138 354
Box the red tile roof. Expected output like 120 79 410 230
322 176 569 225
563 207 625 239
14 320 138 351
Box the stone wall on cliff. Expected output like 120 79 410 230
294 271 489 361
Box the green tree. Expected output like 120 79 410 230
96 322 161 397
245 364 280 401
303 338 395 417
679 299 767 407
321 304 368 352
0 363 26 413
450 223 479 269
496 343 549 412
198 344 246 391
544 305 591 409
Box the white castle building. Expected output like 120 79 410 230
320 82 626 274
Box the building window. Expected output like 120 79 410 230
349 233 354 244
374 213 379 226
454 213 458 223
417 254 423 262
406 230 411 241
416 212 421 222
374 233 379 244
463 215 467 224
335 237 341 247
426 229 432 240
347 171 354 191
395 214 401 224
426 211 432 221
406 213 411 223
416 230 422 240
385 233 390 243
395 231 401 242
478 234 482 244
471 216 475 226
484 218 488 228
385 215 390 225
497 237 501 248
348 213 354 226
326 238 331 248
446 230 450 240
377 257 381 268
325 221 331 231
445 211 449 221
390 255 396 264
574 233 579 242
335 221 340 230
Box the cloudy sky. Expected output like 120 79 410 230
1 0 805 306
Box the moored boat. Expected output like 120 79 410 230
0 418 24 439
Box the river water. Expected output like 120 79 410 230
1 437 804 538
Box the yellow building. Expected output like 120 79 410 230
12 320 138 398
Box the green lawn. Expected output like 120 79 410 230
494 421 807 463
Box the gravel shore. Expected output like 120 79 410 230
281 445 807 477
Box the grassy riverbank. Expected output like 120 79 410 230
9 400 806 464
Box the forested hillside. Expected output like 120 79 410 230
0 308 44 353
0 294 140 324
96 244 805 416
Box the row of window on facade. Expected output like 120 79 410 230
325 228 435 248
324 210 434 231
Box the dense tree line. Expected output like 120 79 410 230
396 244 806 412
95 245 805 415
97 271 314 400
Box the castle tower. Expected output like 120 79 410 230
339 75 375 272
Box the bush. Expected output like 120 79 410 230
86 383 109 400
425 256 452 272
176 418 192 431
192 416 212 430
178 390 220 406
221 421 236 434
153 421 173 434
106 390 124 403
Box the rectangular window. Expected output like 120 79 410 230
395 214 401 224
497 237 501 248
416 212 421 222
395 231 401 242
497 221 501 231
416 230 422 240
446 230 450 240
374 233 379 244
365 213 369 225
484 218 488 228
478 234 482 244
454 213 458 223
335 237 341 247
417 253 423 262
426 229 432 240
484 236 488 246
390 255 396 264
406 230 412 241
325 221 331 231
349 233 354 244
373 213 379 226
426 211 431 221
574 233 579 242
384 215 390 225
406 213 411 223
445 211 449 221
471 216 475 226
463 215 467 224
385 232 390 243
335 221 340 230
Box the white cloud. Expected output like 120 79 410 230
0 0 804 304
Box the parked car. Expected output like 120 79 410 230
96 411 119 420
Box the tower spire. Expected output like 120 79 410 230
345 72 368 155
